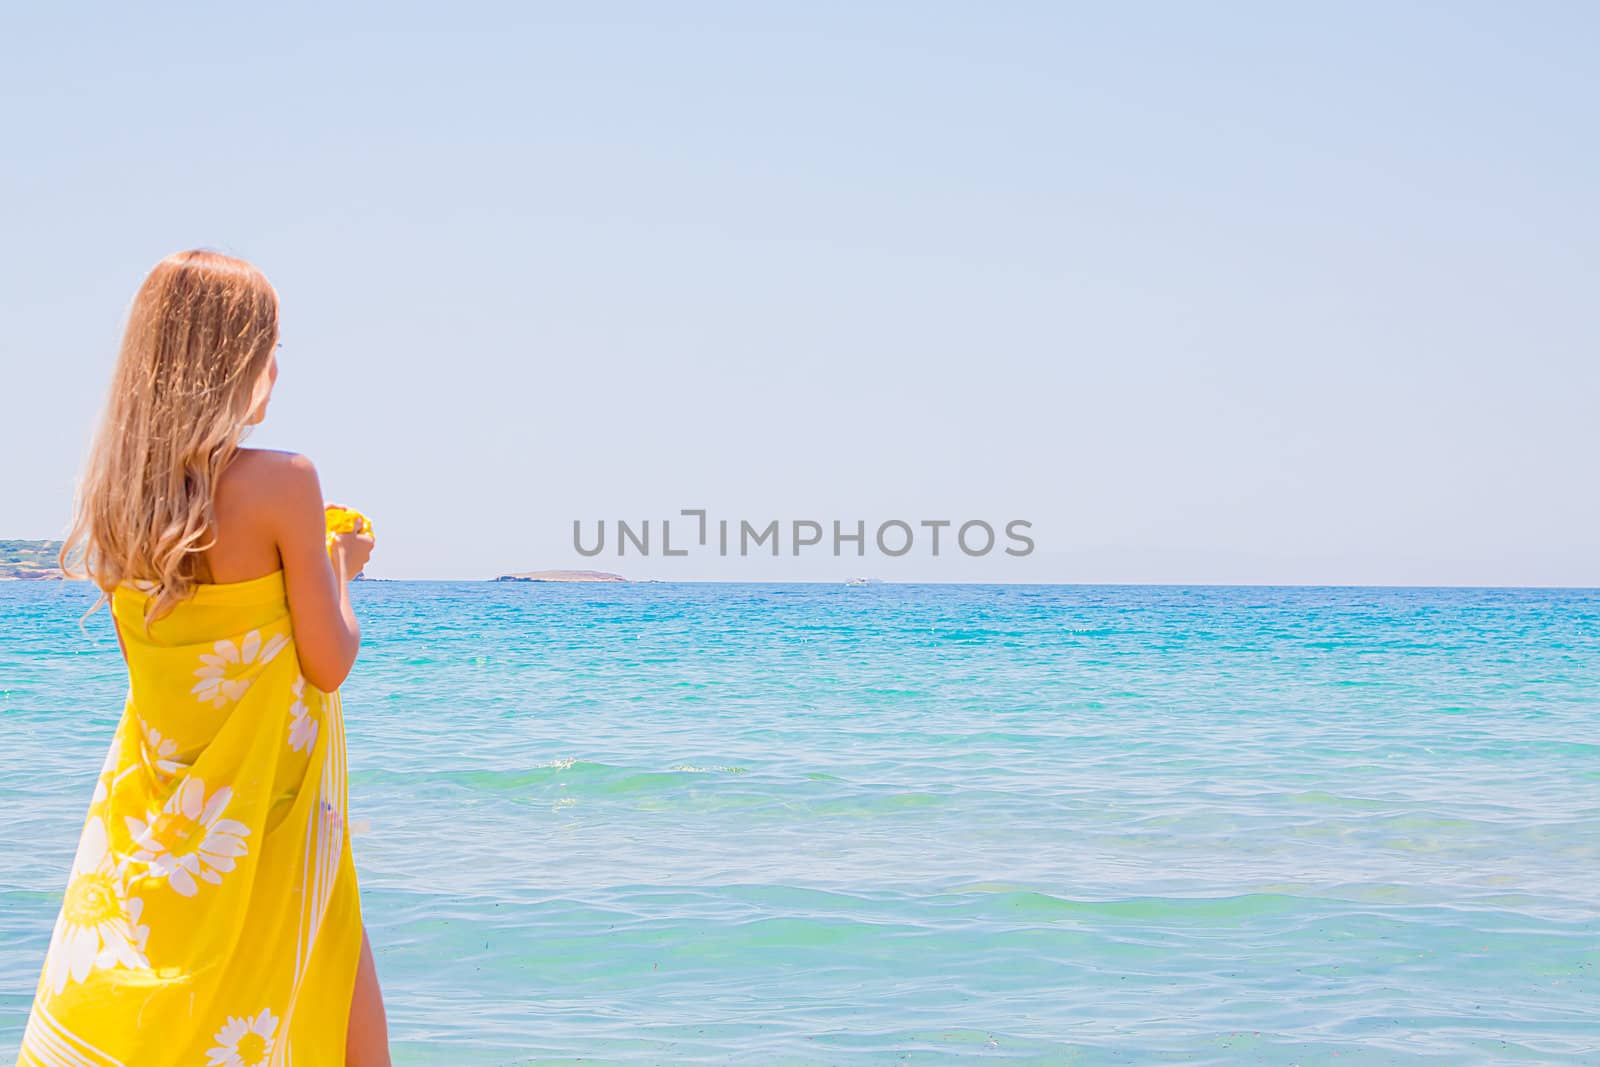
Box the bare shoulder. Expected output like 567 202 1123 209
221 448 322 505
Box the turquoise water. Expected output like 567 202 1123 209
1 581 1596 1065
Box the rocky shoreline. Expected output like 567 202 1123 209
0 540 65 580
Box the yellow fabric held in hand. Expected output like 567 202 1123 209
17 570 363 1067
324 505 375 548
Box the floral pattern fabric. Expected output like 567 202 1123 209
17 570 362 1067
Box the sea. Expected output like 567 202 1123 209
1 581 1596 1065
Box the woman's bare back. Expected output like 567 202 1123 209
194 448 298 585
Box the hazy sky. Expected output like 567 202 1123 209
2 3 1595 584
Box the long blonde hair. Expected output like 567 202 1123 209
61 249 279 622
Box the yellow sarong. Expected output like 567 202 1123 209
18 569 362 1067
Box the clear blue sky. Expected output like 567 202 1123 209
2 3 1595 583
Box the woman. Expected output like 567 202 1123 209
17 250 391 1067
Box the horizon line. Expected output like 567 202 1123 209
9 574 1597 593
350 576 1600 591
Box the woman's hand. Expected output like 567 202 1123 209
330 530 375 580
325 501 375 580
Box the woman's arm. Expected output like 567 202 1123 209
268 453 370 692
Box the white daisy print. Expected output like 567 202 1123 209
207 1008 278 1067
139 719 183 779
287 674 319 755
127 778 250 897
43 816 150 994
191 630 289 709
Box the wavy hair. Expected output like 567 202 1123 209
61 250 279 623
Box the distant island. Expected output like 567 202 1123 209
2 540 630 584
1 539 65 580
494 570 628 583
